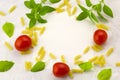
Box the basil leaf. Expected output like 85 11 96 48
41 0 47 3
31 61 45 72
24 0 36 9
97 3 102 12
78 5 88 12
2 22 14 38
26 13 35 19
49 0 60 3
97 69 112 80
39 6 55 16
97 11 107 21
90 12 99 23
0 61 14 72
24 1 31 9
85 0 92 7
76 11 89 21
37 15 47 23
103 4 113 17
29 18 36 28
78 62 93 71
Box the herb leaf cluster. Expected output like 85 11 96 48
24 0 58 28
77 0 113 23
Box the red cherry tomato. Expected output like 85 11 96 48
15 35 32 51
53 62 70 77
94 29 108 45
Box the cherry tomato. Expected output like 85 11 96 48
15 35 32 51
94 29 108 45
53 62 70 77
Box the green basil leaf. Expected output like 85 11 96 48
78 62 93 71
29 18 36 28
0 61 14 72
78 5 88 12
2 22 14 38
24 1 31 9
37 15 47 23
49 0 60 3
76 11 89 21
85 0 92 7
103 4 113 17
39 6 55 16
97 3 102 12
31 61 45 72
97 69 112 80
24 0 36 9
26 13 35 19
93 4 101 12
97 11 107 21
41 0 47 3
90 12 99 23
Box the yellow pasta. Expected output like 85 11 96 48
88 56 98 62
74 60 83 64
4 42 13 50
20 17 25 26
71 69 84 73
20 50 32 55
91 44 103 52
36 50 46 61
25 61 32 71
36 47 46 61
31 27 42 31
0 11 6 16
66 7 71 16
22 30 33 37
72 6 77 15
106 48 114 56
83 46 90 54
49 53 57 60
38 47 44 55
94 55 106 67
9 5 16 13
116 62 120 67
96 23 109 30
64 0 69 4
61 55 66 63
74 54 82 61
33 32 38 44
40 27 46 35
68 70 74 78
76 0 81 5
56 8 65 13
58 3 65 8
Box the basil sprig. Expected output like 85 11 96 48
77 0 113 23
24 0 55 28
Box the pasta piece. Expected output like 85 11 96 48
20 17 25 26
71 69 84 73
83 46 90 54
61 55 66 63
9 5 16 13
116 62 120 67
0 11 6 16
76 0 80 5
25 61 32 71
106 48 114 56
4 42 13 50
49 53 57 60
72 6 77 15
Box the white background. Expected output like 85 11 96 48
0 0 120 80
